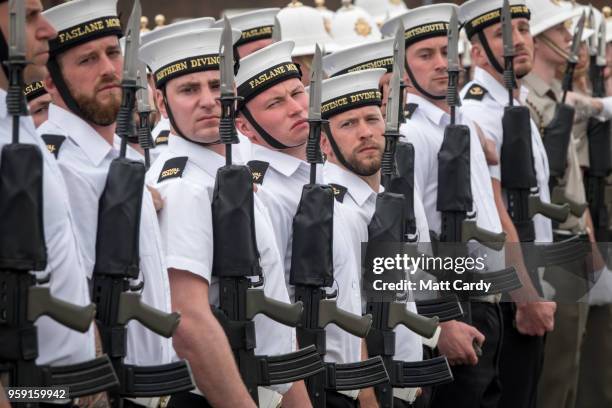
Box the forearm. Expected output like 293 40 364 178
173 310 255 408
491 179 540 301
169 270 255 408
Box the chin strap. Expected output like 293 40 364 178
0 30 8 79
476 31 505 75
162 88 221 147
47 56 90 120
538 34 570 61
404 60 446 101
322 121 376 177
240 105 305 150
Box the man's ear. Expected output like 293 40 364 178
320 131 333 159
235 113 255 140
155 88 168 119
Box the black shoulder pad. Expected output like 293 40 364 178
405 103 419 119
329 183 348 203
247 160 270 185
157 156 188 183
464 84 488 101
40 134 66 158
155 130 170 146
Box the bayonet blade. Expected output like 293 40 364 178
568 11 585 64
501 0 515 58
122 0 142 82
272 16 282 43
219 17 235 96
136 62 151 113
447 8 460 73
308 44 322 121
8 0 25 58
596 19 606 67
385 24 402 133
588 5 597 56
396 20 406 82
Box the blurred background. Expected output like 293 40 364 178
40 0 612 28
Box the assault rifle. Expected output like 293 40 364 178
436 7 520 305
92 3 194 405
364 22 452 408
544 12 588 218
211 18 324 402
0 0 118 400
290 44 389 407
585 15 611 241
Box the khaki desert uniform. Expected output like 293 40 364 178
523 73 590 408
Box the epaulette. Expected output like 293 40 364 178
157 156 188 183
329 183 348 203
247 160 270 185
155 130 170 146
463 84 488 101
40 134 66 158
405 103 419 120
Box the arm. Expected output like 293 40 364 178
169 269 256 408
281 381 312 408
491 179 556 336
357 341 379 408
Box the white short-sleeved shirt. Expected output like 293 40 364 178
146 134 295 393
400 94 505 271
241 142 361 366
322 162 424 364
150 117 170 164
37 104 174 366
461 67 553 243
246 143 312 287
0 90 95 366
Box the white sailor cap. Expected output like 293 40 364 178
140 17 216 49
527 0 581 37
235 40 301 108
139 28 241 89
381 4 457 48
459 0 531 39
320 69 385 119
354 0 408 27
44 0 121 56
213 8 279 47
331 4 382 50
322 39 394 77
278 2 338 57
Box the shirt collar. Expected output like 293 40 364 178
47 103 114 167
323 161 378 207
250 142 307 177
167 133 224 177
473 66 530 107
523 72 552 98
406 93 451 127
